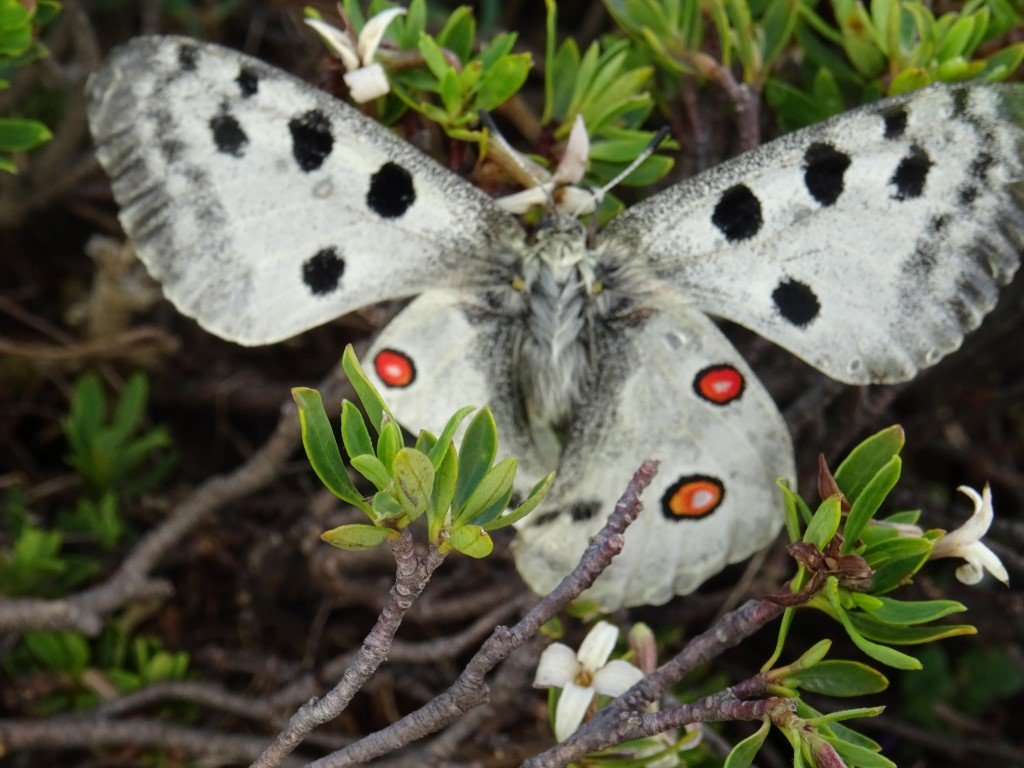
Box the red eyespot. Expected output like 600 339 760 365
374 349 416 388
661 475 724 520
694 364 745 405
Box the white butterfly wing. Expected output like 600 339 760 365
512 304 795 610
363 289 548 482
87 36 524 345
603 84 1024 384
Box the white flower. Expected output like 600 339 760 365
930 484 1009 586
533 620 644 741
496 116 596 216
306 7 405 103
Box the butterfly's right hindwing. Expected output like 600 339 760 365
87 36 524 345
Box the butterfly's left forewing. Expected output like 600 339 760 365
513 304 795 609
87 36 523 345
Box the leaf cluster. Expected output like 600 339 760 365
294 346 553 559
0 0 59 172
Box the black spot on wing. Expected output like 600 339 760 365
569 500 601 522
178 44 198 71
367 162 416 218
302 247 345 295
532 509 561 526
951 86 970 117
236 67 259 97
803 142 851 206
882 107 908 139
970 152 995 181
772 278 820 327
711 184 762 241
890 145 932 201
930 214 951 234
958 184 980 207
210 111 248 157
289 109 333 172
160 139 183 163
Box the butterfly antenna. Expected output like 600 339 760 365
478 110 554 204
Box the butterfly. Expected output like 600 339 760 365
87 35 1024 610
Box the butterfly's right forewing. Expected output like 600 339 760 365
87 36 524 345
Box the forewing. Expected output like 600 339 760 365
603 84 1024 383
87 36 523 345
512 305 795 610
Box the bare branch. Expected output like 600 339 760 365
251 530 446 768
306 459 659 768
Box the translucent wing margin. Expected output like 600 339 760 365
603 84 1024 383
87 36 524 345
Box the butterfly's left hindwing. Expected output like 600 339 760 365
87 36 523 345
603 84 1024 384
513 305 795 609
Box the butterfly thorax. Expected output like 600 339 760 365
515 216 605 456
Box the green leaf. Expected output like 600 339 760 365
376 418 403 473
823 736 896 768
428 405 474 468
107 373 147 444
417 33 450 81
476 52 531 111
483 471 555 530
847 612 977 645
449 524 493 558
0 118 51 152
889 66 931 95
453 408 498 512
341 345 392 433
429 441 458 536
341 400 374 459
809 705 885 724
979 42 1024 82
789 660 889 696
824 580 921 670
804 495 842 549
392 447 434 520
372 490 404 519
350 454 391 491
321 523 392 551
850 594 966 625
292 388 369 512
834 426 904 503
761 0 799 70
458 456 516 523
724 719 770 768
436 5 475 63
842 456 901 553
777 479 808 542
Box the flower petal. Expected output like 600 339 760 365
592 659 644 697
534 643 579 688
552 115 589 186
343 64 391 103
577 621 618 672
305 19 360 71
357 7 406 65
554 682 595 741
972 542 1009 585
495 185 552 213
554 186 596 216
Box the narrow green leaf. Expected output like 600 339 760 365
417 33 451 81
376 418 403 473
0 118 52 152
847 612 977 645
108 373 147 444
436 5 475 62
476 52 531 111
889 67 932 95
428 405 474 468
292 388 369 512
724 719 770 768
804 495 842 549
342 345 392 432
321 523 392 551
392 447 435 520
824 580 921 669
842 456 901 553
834 425 904 503
429 442 458 537
823 736 897 768
761 606 796 672
458 456 517 523
341 400 374 459
788 660 889 696
350 454 391 491
453 408 498 512
449 524 493 558
850 594 966 625
483 471 555 530
372 490 404 519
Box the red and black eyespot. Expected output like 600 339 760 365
693 364 745 405
374 349 416 388
661 475 725 520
